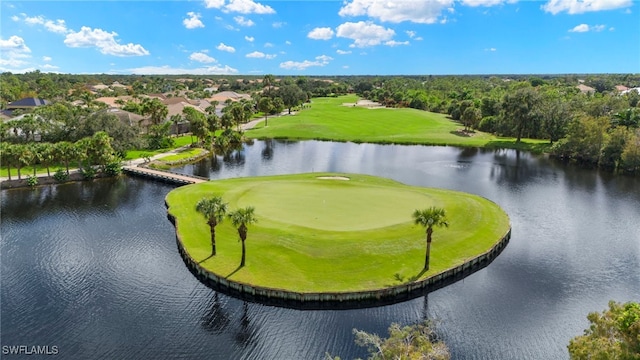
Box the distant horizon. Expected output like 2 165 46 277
2 1 639 75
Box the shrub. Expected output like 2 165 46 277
104 161 122 176
26 175 38 187
80 167 96 180
53 169 69 182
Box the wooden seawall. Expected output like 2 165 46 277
123 166 208 185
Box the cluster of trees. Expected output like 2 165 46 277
568 301 640 359
0 131 119 184
354 75 640 174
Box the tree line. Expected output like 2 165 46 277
352 75 640 174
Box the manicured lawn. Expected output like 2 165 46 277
246 95 550 153
157 148 206 162
124 135 195 160
166 173 511 293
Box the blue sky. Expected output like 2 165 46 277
1 0 638 75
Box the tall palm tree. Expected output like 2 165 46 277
412 207 449 271
196 196 228 256
228 206 257 267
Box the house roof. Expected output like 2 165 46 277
101 108 145 126
207 91 251 103
615 85 629 92
7 97 50 108
576 84 596 93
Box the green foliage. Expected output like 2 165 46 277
104 160 122 176
26 175 38 187
80 166 96 179
353 321 450 360
568 301 640 360
53 168 69 182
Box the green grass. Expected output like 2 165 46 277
124 135 194 160
157 148 206 162
166 173 511 293
246 95 551 153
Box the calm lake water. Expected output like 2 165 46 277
2 140 639 359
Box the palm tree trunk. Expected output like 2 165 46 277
424 227 433 270
7 164 12 181
210 224 217 256
240 240 246 267
17 166 22 180
46 165 51 178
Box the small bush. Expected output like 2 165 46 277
80 167 96 180
26 175 38 187
104 161 122 176
53 169 69 182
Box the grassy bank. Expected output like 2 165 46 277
246 95 550 153
166 173 511 293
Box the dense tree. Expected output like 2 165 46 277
350 321 450 360
196 196 228 256
227 206 258 267
621 130 640 174
412 207 449 271
461 106 481 132
568 301 640 360
183 107 208 145
141 97 168 125
540 92 572 144
258 97 273 126
501 87 542 143
277 84 306 114
551 116 610 166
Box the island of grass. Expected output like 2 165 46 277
166 173 511 301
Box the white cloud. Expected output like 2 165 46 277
0 35 31 54
208 0 276 14
234 16 255 26
461 0 513 6
11 15 19 22
18 14 69 34
339 0 454 24
43 56 52 61
569 23 590 32
337 49 352 55
0 36 32 71
415 36 424 41
542 0 632 14
570 23 608 32
190 52 217 63
245 35 255 42
406 30 416 38
308 27 335 40
484 47 497 51
336 21 395 47
217 42 236 52
246 51 276 59
183 12 205 29
64 26 150 57
285 40 292 45
42 64 59 70
264 42 274 47
279 55 332 70
385 40 409 46
204 0 226 9
343 65 349 69
609 27 615 31
316 55 333 62
273 22 285 28
128 65 238 75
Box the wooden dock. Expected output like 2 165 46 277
123 166 208 185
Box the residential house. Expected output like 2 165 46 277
576 84 596 94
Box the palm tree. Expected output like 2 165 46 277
228 206 258 267
196 196 228 256
412 207 449 271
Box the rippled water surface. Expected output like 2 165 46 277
2 140 639 359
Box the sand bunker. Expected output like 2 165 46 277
316 176 350 180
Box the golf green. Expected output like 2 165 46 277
166 173 511 293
